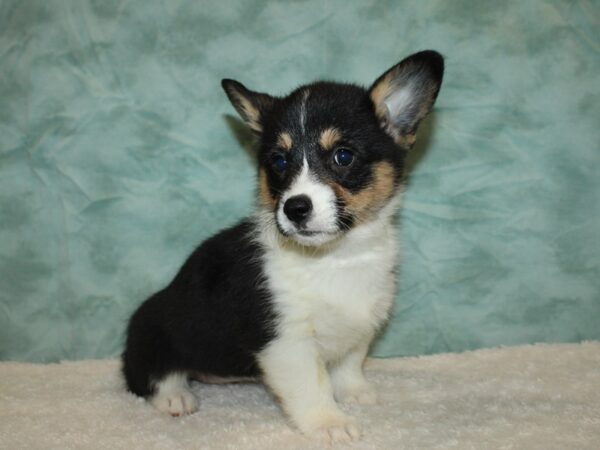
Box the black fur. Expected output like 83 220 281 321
259 82 407 204
123 51 444 399
122 220 276 396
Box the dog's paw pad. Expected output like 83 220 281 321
151 390 198 416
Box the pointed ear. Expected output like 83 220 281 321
369 50 444 146
221 79 275 135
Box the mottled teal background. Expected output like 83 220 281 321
1 1 599 362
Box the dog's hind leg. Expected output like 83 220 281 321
150 372 199 417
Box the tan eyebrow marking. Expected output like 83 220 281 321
277 132 293 151
319 127 342 151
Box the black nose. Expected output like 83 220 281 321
283 195 312 224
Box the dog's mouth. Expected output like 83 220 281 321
281 227 340 247
296 229 325 237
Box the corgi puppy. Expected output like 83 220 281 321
122 50 444 443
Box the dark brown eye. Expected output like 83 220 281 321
333 148 354 166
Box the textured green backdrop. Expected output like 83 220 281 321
1 1 599 362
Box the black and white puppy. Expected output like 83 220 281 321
122 50 443 443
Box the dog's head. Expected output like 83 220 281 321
223 51 443 247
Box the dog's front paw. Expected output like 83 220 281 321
150 389 198 417
301 411 361 444
335 382 378 405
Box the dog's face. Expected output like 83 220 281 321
223 51 443 246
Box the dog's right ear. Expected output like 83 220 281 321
222 79 275 135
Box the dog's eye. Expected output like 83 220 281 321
271 154 288 173
333 148 354 167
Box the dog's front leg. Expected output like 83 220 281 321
258 336 361 444
330 342 377 405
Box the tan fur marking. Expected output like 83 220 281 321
258 168 276 209
331 162 396 222
370 65 437 146
369 71 396 122
238 96 262 133
277 132 293 151
319 127 342 151
395 133 417 148
370 71 406 142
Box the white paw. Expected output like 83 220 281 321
335 383 378 405
151 389 198 417
302 412 361 444
317 421 361 445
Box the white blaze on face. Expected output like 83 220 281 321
299 89 309 135
277 158 339 246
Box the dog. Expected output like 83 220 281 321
122 50 443 444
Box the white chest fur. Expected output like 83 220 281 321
259 211 399 363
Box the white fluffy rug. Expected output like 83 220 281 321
1 342 599 449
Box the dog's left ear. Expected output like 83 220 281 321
222 79 275 135
369 50 444 146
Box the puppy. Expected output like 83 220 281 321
122 50 443 443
